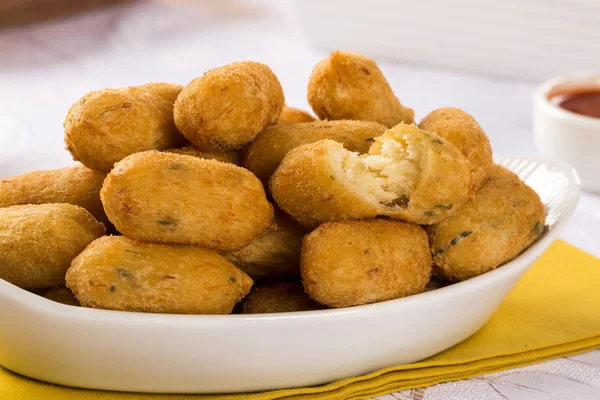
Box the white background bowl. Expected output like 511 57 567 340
533 74 600 194
0 156 580 394
292 0 600 81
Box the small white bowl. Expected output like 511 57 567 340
0 156 580 394
533 74 600 193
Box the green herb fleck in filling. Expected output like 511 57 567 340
391 194 410 208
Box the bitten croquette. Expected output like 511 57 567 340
244 120 387 184
269 124 471 227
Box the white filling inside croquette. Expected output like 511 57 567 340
329 134 421 207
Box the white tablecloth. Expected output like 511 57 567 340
0 1 598 398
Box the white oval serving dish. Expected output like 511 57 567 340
0 156 580 394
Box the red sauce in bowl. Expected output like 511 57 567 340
550 88 600 119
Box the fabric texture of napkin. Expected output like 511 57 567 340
1 240 599 400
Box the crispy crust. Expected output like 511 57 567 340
270 124 471 227
245 119 386 184
269 140 381 227
0 204 105 289
101 151 274 251
224 209 307 282
369 123 472 224
174 61 284 151
419 108 493 192
64 83 184 172
66 236 252 314
140 82 183 103
279 106 316 124
301 220 431 307
427 165 546 282
164 144 241 165
0 165 110 227
307 51 414 127
241 282 324 314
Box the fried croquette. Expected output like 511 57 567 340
270 124 471 227
140 82 183 103
174 61 284 151
269 140 380 227
301 220 431 307
164 144 241 165
427 165 546 282
0 204 105 289
66 236 252 314
241 282 324 314
244 120 387 184
307 51 414 127
101 151 274 251
44 287 80 306
64 83 185 172
224 209 307 282
367 123 471 224
279 105 316 124
0 165 110 227
419 108 493 191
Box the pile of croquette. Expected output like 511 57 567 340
0 51 545 314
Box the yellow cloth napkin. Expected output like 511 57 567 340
2 240 599 400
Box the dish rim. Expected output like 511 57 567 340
0 156 581 323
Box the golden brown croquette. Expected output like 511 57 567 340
66 236 252 314
419 107 493 192
101 151 273 251
427 165 546 282
64 83 184 172
241 282 324 314
174 61 284 151
301 220 431 307
0 204 105 289
245 119 387 184
308 51 414 127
